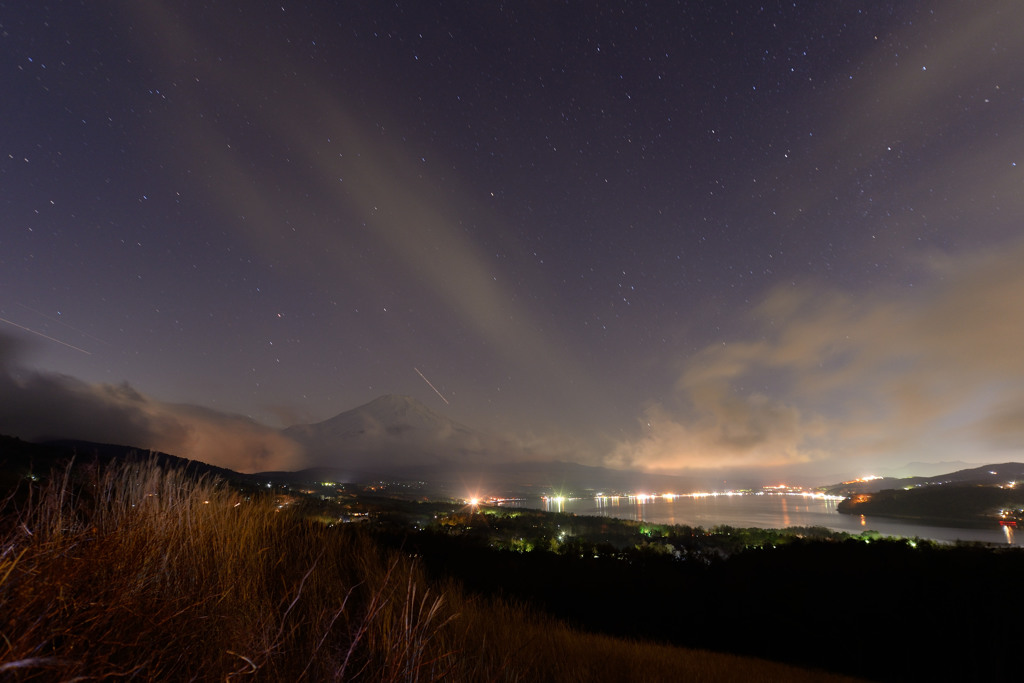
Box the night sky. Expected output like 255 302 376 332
3 1 1023 478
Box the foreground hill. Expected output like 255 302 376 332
7 445 1024 680
0 455 863 682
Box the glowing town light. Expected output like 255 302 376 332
469 497 480 506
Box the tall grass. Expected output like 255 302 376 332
0 459 863 681
0 458 454 680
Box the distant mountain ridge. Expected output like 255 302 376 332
825 462 1024 495
263 458 718 497
879 460 980 479
279 395 742 492
7 394 1022 500
833 463 1024 527
287 395 475 439
5 428 1024 510
282 394 502 473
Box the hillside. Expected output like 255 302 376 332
826 462 1024 527
838 482 1024 527
0 434 263 495
825 462 1024 496
0 454 865 682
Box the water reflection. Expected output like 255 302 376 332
533 494 1023 546
543 496 566 513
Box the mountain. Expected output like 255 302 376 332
282 395 505 474
879 460 981 479
824 462 1024 495
279 395 732 492
834 463 1024 527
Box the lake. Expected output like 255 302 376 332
514 493 1022 547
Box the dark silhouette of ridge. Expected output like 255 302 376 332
0 434 260 490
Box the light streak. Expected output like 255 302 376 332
0 316 91 354
414 367 449 405
16 302 109 345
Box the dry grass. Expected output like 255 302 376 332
0 459 863 681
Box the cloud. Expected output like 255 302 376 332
606 398 824 473
971 396 1024 450
612 238 1024 474
0 339 305 473
122 0 595 417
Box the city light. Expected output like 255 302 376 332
591 489 845 503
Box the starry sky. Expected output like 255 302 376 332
2 1 1023 478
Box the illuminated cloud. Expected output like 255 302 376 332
612 238 1024 474
606 398 824 473
0 338 305 473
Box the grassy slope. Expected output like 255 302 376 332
0 458 862 682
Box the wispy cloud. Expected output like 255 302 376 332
124 1 596 417
611 238 1024 475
